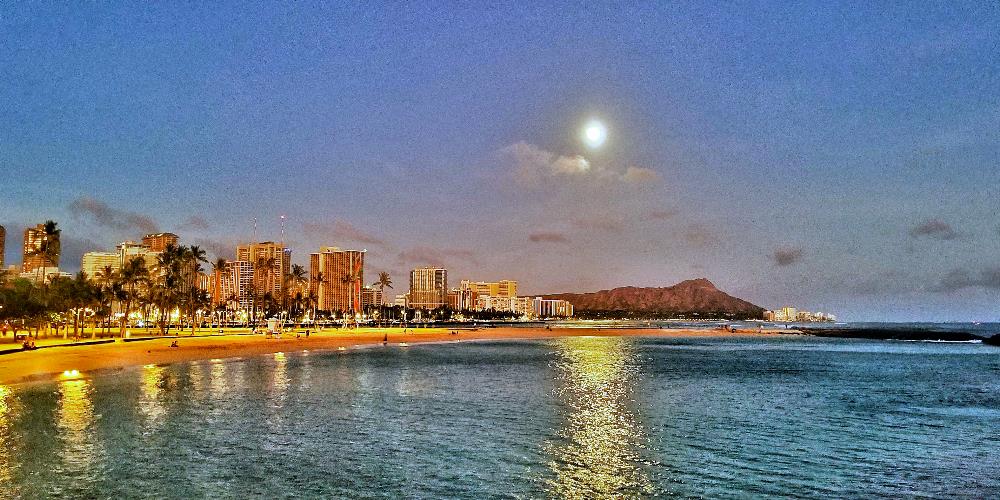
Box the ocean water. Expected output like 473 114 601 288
1 336 998 498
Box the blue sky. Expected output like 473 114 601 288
2 2 998 321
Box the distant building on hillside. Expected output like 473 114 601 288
142 232 179 252
409 267 448 309
764 307 835 322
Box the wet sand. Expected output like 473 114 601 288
0 326 794 385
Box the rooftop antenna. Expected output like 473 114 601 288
280 215 286 245
252 217 257 244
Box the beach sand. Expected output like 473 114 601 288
0 326 794 385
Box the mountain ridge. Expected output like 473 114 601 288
540 278 764 319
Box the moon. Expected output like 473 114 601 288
582 119 607 149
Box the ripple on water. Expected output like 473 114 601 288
1 337 998 497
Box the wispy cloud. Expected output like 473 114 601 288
68 197 159 234
303 220 386 247
909 219 958 240
396 246 476 267
192 237 239 261
179 215 210 231
622 166 660 184
773 247 804 266
934 267 1000 292
571 217 624 233
502 142 660 186
648 209 678 220
528 232 570 243
683 224 717 248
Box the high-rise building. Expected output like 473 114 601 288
117 241 158 271
409 267 448 309
361 286 383 310
219 260 254 313
236 242 292 299
0 225 5 269
142 232 179 252
394 294 408 308
81 252 121 280
22 223 60 274
309 247 365 313
461 280 517 299
456 279 519 311
447 289 461 310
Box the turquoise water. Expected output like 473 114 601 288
1 336 998 498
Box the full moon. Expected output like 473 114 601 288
582 119 607 148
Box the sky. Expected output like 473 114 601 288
1 2 998 321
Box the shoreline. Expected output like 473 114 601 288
0 327 796 386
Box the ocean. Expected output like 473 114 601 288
1 336 998 498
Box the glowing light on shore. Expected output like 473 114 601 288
582 119 607 149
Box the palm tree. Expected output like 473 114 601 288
66 271 98 339
310 272 327 322
185 245 208 334
118 256 149 338
212 258 227 316
256 256 276 296
153 244 182 335
94 265 117 337
286 264 308 321
372 272 393 326
342 270 361 327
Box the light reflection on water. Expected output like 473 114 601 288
140 365 167 429
56 379 103 480
271 352 289 401
268 352 290 430
209 359 227 400
545 336 652 497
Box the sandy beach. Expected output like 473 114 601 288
0 327 794 385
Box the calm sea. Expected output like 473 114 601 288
1 336 998 498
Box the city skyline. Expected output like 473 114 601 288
3 4 999 321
